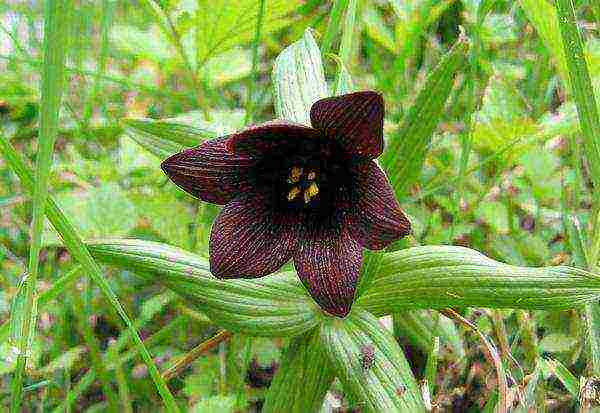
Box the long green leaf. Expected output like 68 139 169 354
320 0 349 55
320 309 425 412
542 358 579 398
272 28 329 125
86 238 321 337
382 36 468 198
555 0 600 197
11 1 69 409
262 329 334 412
358 245 600 314
555 0 600 375
122 118 213 160
0 138 179 412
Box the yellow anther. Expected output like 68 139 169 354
287 186 301 201
307 171 317 181
291 166 303 179
303 182 319 203
288 166 303 183
304 191 311 204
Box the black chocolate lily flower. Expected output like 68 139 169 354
161 91 410 317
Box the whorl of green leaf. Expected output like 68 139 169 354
358 245 600 314
87 239 321 337
320 309 425 412
263 330 335 412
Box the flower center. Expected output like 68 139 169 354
286 166 320 204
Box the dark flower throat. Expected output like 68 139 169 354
253 136 355 217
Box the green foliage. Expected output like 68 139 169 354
263 331 334 412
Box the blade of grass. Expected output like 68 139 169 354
542 358 579 398
262 329 335 412
382 35 468 197
244 0 266 124
555 0 600 376
332 0 358 92
0 138 179 411
320 0 349 55
338 0 358 67
11 1 70 409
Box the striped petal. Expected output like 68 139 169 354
348 161 411 250
310 91 384 159
293 223 362 317
210 193 299 278
227 120 321 157
161 137 255 204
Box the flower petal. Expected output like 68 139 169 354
348 161 411 249
293 224 362 317
227 120 321 157
210 193 299 278
310 91 384 159
161 137 255 205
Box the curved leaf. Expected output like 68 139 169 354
358 246 600 315
272 28 328 125
87 239 321 337
122 118 213 160
320 309 425 412
263 330 334 412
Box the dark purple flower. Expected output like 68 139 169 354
161 91 410 317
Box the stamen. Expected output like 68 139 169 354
304 191 311 204
287 166 303 183
304 182 319 203
287 186 301 201
291 166 303 178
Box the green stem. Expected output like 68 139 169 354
11 1 70 410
